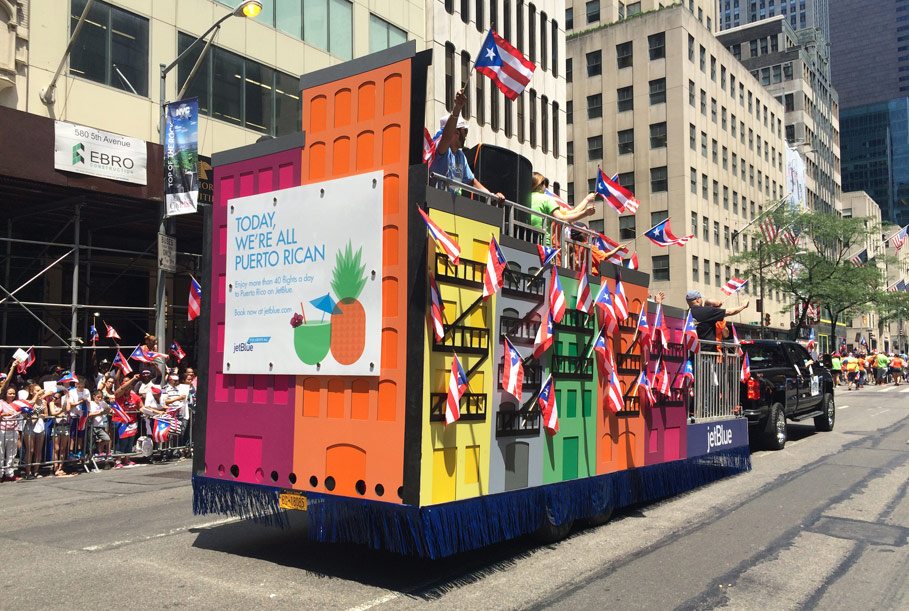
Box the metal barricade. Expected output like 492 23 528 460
692 340 743 421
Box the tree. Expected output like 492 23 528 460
730 204 885 343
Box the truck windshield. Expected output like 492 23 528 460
742 344 787 370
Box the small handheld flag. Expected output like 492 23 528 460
678 359 695 388
16 347 34 375
606 368 625 413
483 237 508 299
537 375 559 435
474 29 536 100
806 328 816 352
652 303 670 350
594 282 619 333
682 311 700 354
626 252 639 270
740 352 751 382
502 337 524 402
543 187 570 211
653 358 671 396
188 277 202 321
595 169 624 214
428 273 446 342
58 371 78 385
533 311 554 359
634 368 655 407
720 277 748 295
635 306 651 348
537 244 559 267
549 267 566 323
105 322 121 340
169 340 186 362
112 350 132 375
613 269 628 320
418 207 461 265
595 169 639 214
89 325 99 343
423 127 442 163
446 353 469 425
644 218 693 247
576 263 592 314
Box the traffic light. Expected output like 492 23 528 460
764 313 771 327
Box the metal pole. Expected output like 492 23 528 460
70 206 81 371
2 219 10 349
759 242 765 339
157 63 168 348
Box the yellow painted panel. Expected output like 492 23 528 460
432 447 457 503
468 304 487 328
468 370 484 392
464 445 480 484
472 239 489 263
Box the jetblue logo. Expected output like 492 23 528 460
707 424 733 453
232 342 254 353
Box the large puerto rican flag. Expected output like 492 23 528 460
188 276 202 321
474 29 536 100
418 207 461 265
595 169 639 214
720 277 748 295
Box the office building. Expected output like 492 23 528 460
718 0 829 42
566 1 788 328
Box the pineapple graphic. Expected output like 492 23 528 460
329 241 368 365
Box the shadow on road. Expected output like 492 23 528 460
190 518 544 599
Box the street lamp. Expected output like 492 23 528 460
154 0 262 344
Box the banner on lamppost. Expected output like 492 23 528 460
164 98 199 217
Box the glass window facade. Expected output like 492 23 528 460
70 0 149 96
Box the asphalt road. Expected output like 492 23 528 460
2 384 908 610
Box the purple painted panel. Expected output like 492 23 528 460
206 148 302 485
643 311 690 465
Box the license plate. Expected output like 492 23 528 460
278 492 308 511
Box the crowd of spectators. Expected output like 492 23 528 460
0 335 196 482
824 350 907 391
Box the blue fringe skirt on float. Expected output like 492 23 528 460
192 445 750 559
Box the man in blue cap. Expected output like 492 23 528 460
686 289 750 342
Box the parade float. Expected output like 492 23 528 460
192 41 750 558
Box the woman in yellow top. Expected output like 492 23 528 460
843 356 859 390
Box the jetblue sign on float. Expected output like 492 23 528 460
686 418 749 457
54 121 147 185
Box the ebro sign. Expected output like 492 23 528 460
54 121 148 185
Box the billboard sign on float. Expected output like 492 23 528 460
223 171 384 376
54 121 147 185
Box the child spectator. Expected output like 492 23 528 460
87 390 111 459
0 384 19 481
48 391 70 476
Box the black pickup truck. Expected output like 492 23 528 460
739 340 836 450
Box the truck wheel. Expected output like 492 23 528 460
762 402 787 450
583 505 614 527
533 518 574 544
814 393 835 432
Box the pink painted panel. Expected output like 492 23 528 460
664 427 681 461
207 148 303 485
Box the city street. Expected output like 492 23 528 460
2 386 908 610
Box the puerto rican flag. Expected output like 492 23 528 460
537 244 559 267
652 358 671 396
592 232 628 265
130 345 166 363
188 276 202 322
652 303 669 351
112 350 132 375
677 359 695 388
428 273 446 342
483 236 508 299
549 267 566 323
594 330 617 380
533 311 554 359
626 252 639 270
594 282 619 333
118 421 138 439
595 169 639 214
544 187 571 211
538 375 559 435
644 218 693 248
418 207 461 265
720 277 748 295
105 322 121 340
682 311 700 354
423 127 442 163
474 29 536 100
109 399 132 424
613 269 628 320
576 263 592 314
152 417 174 443
16 347 34 375
446 353 468 425
730 322 743 355
740 352 751 382
807 328 816 351
89 325 99 343
633 368 655 407
169 340 186 362
891 226 908 251
606 368 625 412
502 337 524 402
635 306 652 348
58 371 78 385
12 399 33 413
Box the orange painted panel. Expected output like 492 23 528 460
358 82 376 122
351 379 371 420
333 136 350 175
334 89 352 128
356 131 375 170
327 379 345 419
383 74 402 115
295 58 412 503
310 96 327 133
325 443 366 496
302 377 320 417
